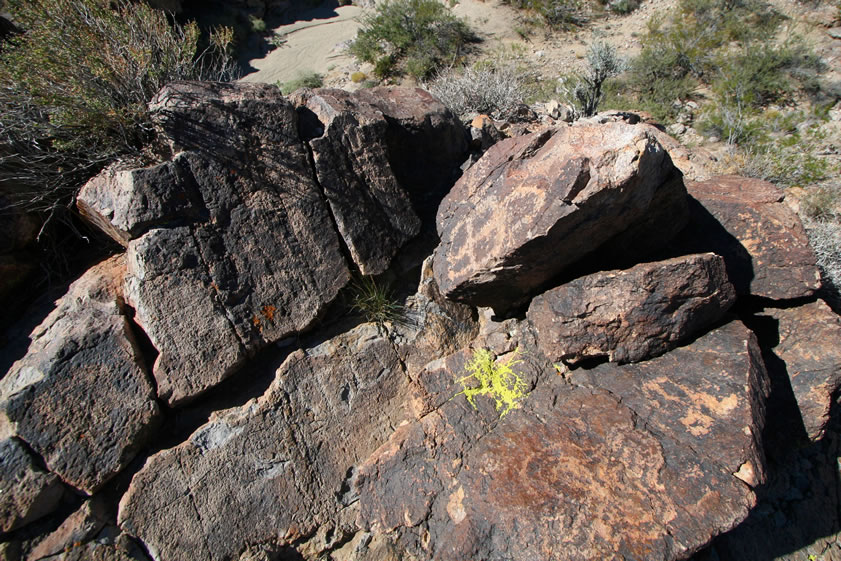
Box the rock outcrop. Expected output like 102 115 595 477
358 320 769 561
676 176 822 300
0 438 65 534
432 122 688 315
0 256 160 495
528 253 736 364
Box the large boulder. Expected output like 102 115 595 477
118 324 413 561
0 256 161 494
0 437 65 534
293 88 420 275
528 253 736 364
357 320 769 561
675 176 821 300
432 122 688 315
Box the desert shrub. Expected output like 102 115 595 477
500 0 588 29
350 71 367 83
805 217 841 298
0 0 235 226
801 185 841 220
426 64 528 120
248 15 266 33
454 348 529 418
559 41 625 118
278 71 324 95
349 0 475 80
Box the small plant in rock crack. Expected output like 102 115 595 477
349 275 403 326
454 348 529 418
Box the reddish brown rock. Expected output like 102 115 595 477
432 122 688 315
118 324 412 561
527 253 736 364
357 320 768 561
293 88 420 275
26 497 109 560
1 256 161 494
760 300 841 441
0 438 65 533
678 176 821 300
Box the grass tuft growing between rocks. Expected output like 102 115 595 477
349 275 403 327
455 348 529 418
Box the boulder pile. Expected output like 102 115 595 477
1 84 839 561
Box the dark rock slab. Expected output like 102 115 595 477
26 497 109 560
760 300 841 441
0 438 65 534
118 324 412 561
357 320 768 561
677 176 821 300
293 88 420 275
1 256 161 494
432 122 688 315
528 253 736 364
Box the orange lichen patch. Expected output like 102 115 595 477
252 315 262 329
261 305 277 322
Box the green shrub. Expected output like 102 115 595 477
348 0 475 80
500 0 588 29
248 15 266 33
0 0 235 221
350 71 367 83
278 71 324 95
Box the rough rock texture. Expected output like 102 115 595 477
118 324 413 561
355 87 468 212
0 438 65 534
357 320 769 561
32 527 150 561
432 122 688 314
293 88 420 275
677 176 821 300
121 82 351 405
527 253 736 364
758 300 841 442
0 256 161 494
26 497 109 560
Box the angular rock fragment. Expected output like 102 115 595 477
1 256 161 494
0 438 65 533
432 122 688 314
118 324 412 561
528 253 736 364
759 300 841 441
357 321 768 561
293 88 420 275
26 497 109 560
677 175 821 300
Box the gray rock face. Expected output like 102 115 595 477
357 320 769 561
432 122 688 315
26 497 109 560
293 88 420 275
0 438 65 534
677 176 821 300
0 256 161 494
759 300 841 441
118 324 413 561
528 253 736 364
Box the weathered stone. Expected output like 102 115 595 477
760 300 841 441
432 122 688 315
1 256 161 494
34 527 149 561
120 82 351 405
357 320 768 561
0 438 65 534
293 88 420 275
76 157 204 246
27 497 109 561
676 176 821 300
118 324 412 561
528 253 736 364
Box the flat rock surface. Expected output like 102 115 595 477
118 324 412 561
0 256 161 494
432 122 688 314
357 320 768 561
759 300 841 441
677 176 821 300
0 437 65 534
528 253 736 364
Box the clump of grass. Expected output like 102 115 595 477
349 275 403 326
350 71 367 83
249 15 266 33
454 348 529 418
278 71 324 95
